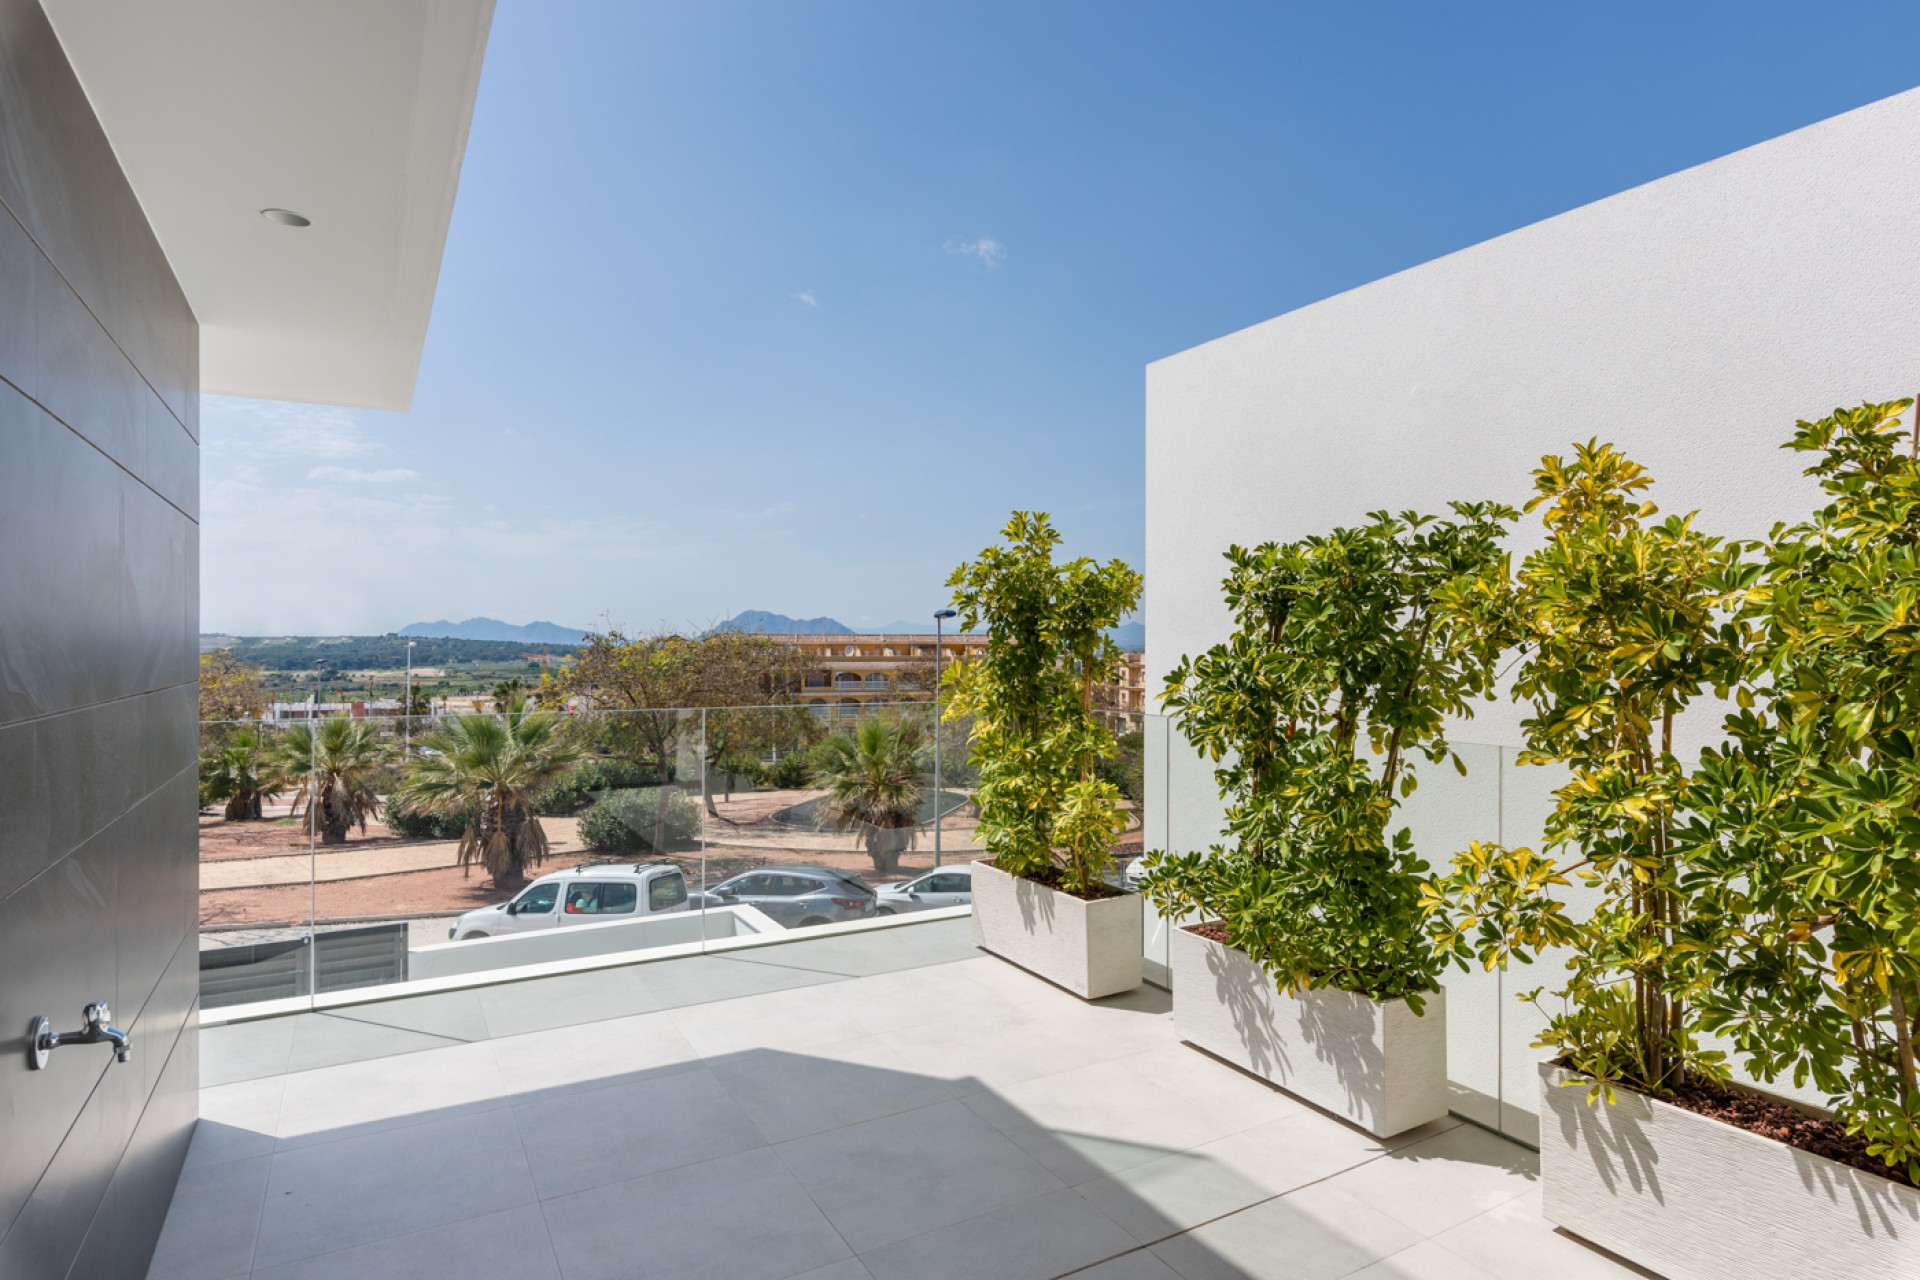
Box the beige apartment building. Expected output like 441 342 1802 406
770 633 1146 724
774 633 987 720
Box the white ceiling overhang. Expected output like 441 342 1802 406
43 0 495 411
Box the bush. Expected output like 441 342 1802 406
1094 730 1144 803
578 787 699 852
763 751 813 789
382 793 472 840
532 758 660 816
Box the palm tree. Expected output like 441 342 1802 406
399 710 584 890
199 729 284 820
270 717 389 845
812 717 927 876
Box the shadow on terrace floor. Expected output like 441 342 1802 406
155 920 1630 1279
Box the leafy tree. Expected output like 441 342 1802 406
812 717 928 875
1681 400 1920 1179
695 634 806 817
559 629 798 846
945 512 1142 896
491 677 530 711
200 650 268 722
398 710 585 889
198 729 284 819
1142 504 1511 1005
269 718 391 845
1424 443 1753 1091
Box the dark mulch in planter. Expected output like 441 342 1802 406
1188 921 1233 946
1652 1076 1917 1189
992 861 1129 902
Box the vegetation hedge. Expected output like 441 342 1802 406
532 758 662 815
382 793 473 840
763 751 813 789
578 788 699 852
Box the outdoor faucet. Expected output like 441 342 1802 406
30 1001 132 1070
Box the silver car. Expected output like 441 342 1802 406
690 866 877 928
873 864 974 915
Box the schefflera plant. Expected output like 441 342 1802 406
945 511 1143 897
1684 400 1920 1180
1139 503 1512 1007
1424 441 1755 1096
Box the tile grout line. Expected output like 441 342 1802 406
971 1118 1466 1280
504 1098 568 1274
307 1009 478 1048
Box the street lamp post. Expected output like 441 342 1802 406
404 640 416 753
932 608 958 868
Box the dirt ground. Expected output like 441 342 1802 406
200 788 1001 930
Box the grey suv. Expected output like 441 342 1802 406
690 866 877 928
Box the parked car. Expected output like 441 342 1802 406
449 863 689 940
689 866 877 928
873 863 975 914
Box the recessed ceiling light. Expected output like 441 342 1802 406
260 208 311 227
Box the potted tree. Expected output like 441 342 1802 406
946 512 1144 999
1421 432 1920 1278
1141 504 1510 1137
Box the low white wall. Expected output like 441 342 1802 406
1145 87 1920 1143
407 905 775 980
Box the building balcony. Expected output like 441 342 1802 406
150 914 1611 1280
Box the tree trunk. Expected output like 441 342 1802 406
654 749 672 852
868 829 907 876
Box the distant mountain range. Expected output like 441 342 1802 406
393 611 1144 651
712 610 855 635
715 610 1144 651
399 617 589 644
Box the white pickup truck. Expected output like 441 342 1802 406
448 863 689 940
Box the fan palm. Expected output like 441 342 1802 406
269 718 389 844
812 717 927 875
199 729 284 820
399 710 584 889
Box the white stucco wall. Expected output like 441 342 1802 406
1144 87 1920 1142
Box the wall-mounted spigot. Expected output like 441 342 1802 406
30 1001 131 1070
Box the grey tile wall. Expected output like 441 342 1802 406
0 0 201 1275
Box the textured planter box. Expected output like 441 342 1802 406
1170 925 1446 1138
1539 1061 1920 1279
970 859 1142 999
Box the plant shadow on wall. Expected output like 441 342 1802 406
1138 502 1511 1129
1421 403 1920 1206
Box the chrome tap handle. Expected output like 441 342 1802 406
29 1001 132 1070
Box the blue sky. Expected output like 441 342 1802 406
202 1 1920 635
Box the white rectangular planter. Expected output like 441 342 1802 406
1170 924 1447 1138
970 859 1142 999
1539 1061 1920 1279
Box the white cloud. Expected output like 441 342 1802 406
944 236 1006 268
306 465 420 484
792 291 819 308
206 398 378 459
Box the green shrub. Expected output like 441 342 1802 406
763 750 813 789
578 787 699 852
382 792 472 840
532 758 659 815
